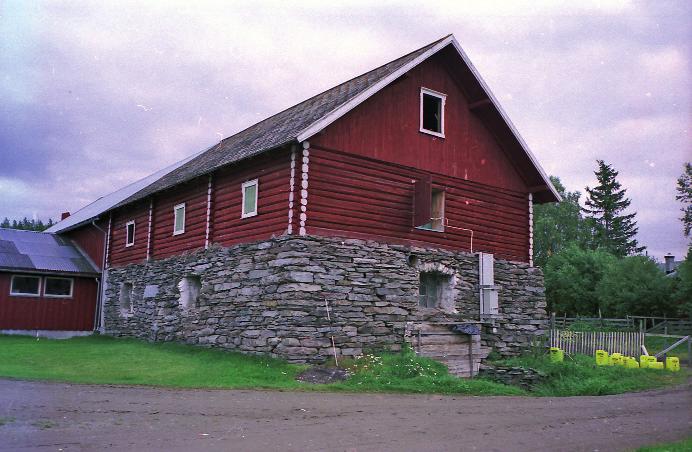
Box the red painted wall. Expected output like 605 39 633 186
212 150 290 247
110 201 149 267
64 221 107 269
0 273 98 331
310 53 528 193
307 147 529 262
151 178 208 260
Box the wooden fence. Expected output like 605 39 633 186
549 329 644 357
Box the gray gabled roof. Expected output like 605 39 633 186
113 35 451 208
57 34 559 223
0 228 99 275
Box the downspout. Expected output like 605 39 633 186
91 218 109 333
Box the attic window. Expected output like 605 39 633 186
173 203 186 235
125 220 135 247
241 179 258 218
420 87 446 137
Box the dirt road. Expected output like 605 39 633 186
0 379 690 452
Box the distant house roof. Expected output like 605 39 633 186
51 34 560 231
0 229 99 275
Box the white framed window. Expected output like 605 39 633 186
120 282 134 315
173 203 186 235
125 220 135 247
10 275 41 296
241 179 259 218
420 87 446 138
44 277 74 298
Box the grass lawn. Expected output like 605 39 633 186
635 438 692 452
0 335 686 396
498 354 688 396
0 335 520 395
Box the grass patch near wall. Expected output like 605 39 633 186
327 346 524 396
496 354 687 397
0 335 523 395
0 335 306 390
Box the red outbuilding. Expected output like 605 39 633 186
0 228 100 333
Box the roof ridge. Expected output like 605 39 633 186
218 34 450 147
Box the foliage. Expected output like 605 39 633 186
0 217 55 232
544 244 616 315
671 247 692 318
533 176 590 268
597 255 674 317
583 160 644 257
499 354 686 397
332 344 522 395
675 162 692 238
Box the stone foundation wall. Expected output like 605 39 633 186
103 235 547 363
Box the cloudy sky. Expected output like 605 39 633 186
1 0 689 260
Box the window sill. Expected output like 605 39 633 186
419 128 445 139
172 230 185 236
415 226 445 233
9 293 41 297
44 295 73 299
241 211 258 219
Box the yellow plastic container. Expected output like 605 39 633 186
625 357 640 368
649 361 664 370
549 347 564 363
610 353 623 366
641 356 657 369
595 350 609 366
665 357 680 372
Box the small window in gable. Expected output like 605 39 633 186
44 277 73 298
119 282 133 315
10 275 41 296
178 275 201 311
420 87 446 137
173 203 186 235
125 220 135 247
241 179 258 218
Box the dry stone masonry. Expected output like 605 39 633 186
103 235 548 365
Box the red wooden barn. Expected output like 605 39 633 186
41 35 559 369
0 228 100 333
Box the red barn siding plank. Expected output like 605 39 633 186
64 222 107 269
109 202 149 267
211 150 290 247
0 273 97 331
311 53 528 193
307 147 529 262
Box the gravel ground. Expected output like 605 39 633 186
0 378 690 451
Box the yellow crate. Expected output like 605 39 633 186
625 357 640 368
649 361 664 370
595 350 609 366
640 355 656 369
549 347 564 363
610 353 624 366
665 357 680 372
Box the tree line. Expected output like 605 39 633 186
0 217 55 232
534 161 691 319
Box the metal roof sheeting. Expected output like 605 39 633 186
0 229 99 275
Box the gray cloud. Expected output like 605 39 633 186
0 0 689 260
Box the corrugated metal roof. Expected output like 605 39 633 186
46 145 211 233
0 229 99 275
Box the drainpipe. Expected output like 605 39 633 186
91 219 109 333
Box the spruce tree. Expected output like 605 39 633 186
583 160 644 257
676 162 692 238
